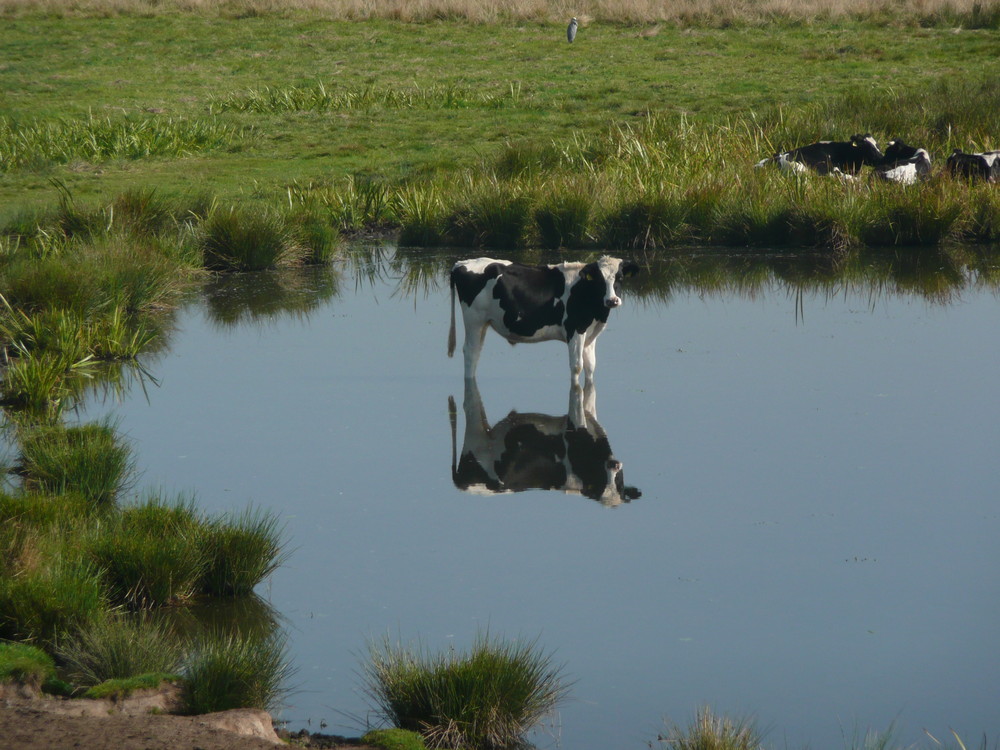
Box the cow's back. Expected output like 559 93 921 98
490 264 568 340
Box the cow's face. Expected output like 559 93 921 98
581 257 640 308
598 458 642 507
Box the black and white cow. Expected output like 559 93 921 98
755 133 883 175
946 149 1000 182
875 139 933 184
449 380 641 506
448 256 640 385
876 144 932 184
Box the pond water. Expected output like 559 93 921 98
78 247 1000 750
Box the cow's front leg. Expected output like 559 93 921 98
568 335 586 387
568 382 587 429
463 324 488 380
582 341 598 386
582 380 597 420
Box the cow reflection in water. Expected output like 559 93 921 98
449 381 641 507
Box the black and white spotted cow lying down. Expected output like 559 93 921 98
946 148 1000 182
448 256 640 386
874 139 933 184
449 381 641 506
755 133 884 175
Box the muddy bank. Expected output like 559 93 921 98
0 683 375 750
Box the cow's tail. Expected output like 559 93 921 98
447 271 457 358
448 395 458 481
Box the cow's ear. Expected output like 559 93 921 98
581 263 599 282
621 261 640 278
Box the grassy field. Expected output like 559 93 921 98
2 7 999 219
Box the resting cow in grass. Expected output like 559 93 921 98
946 148 1000 182
448 256 640 386
755 133 884 175
874 138 933 184
449 380 641 507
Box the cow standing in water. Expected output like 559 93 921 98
448 256 640 386
449 380 641 507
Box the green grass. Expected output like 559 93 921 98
0 553 106 645
0 639 57 687
199 204 324 271
181 630 292 715
17 420 134 505
198 507 287 597
360 728 429 750
81 672 180 700
87 494 207 608
657 707 764 750
55 613 183 686
0 114 250 173
363 632 571 750
210 81 527 113
1 14 999 215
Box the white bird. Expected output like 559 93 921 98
567 17 578 43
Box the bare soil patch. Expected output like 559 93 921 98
0 684 375 750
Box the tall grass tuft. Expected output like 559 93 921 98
198 507 287 597
0 490 92 533
534 182 596 249
285 205 340 264
2 235 188 316
182 630 291 714
363 632 571 750
396 184 448 247
0 350 94 418
447 179 536 249
106 188 177 237
87 494 207 608
18 420 134 506
0 554 106 644
55 612 183 686
859 181 964 247
657 706 764 750
200 205 305 271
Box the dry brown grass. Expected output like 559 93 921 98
1 0 996 24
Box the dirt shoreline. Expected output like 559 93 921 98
0 684 376 749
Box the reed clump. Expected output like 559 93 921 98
17 420 134 506
657 706 764 750
198 507 288 597
182 631 291 714
88 495 208 608
363 632 571 750
55 613 183 686
199 202 338 271
0 552 107 645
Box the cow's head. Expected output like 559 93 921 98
850 133 884 165
580 256 641 308
597 459 642 507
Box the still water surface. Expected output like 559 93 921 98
80 248 999 750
